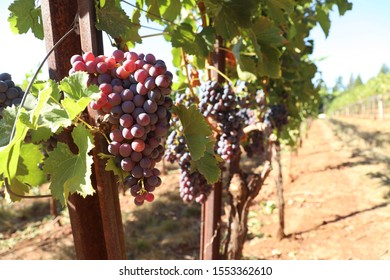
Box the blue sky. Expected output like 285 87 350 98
309 0 390 87
1 0 389 89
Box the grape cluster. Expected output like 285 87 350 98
165 120 212 204
237 107 256 126
0 73 25 117
236 89 267 158
199 81 243 161
69 50 172 206
264 104 288 131
243 130 266 158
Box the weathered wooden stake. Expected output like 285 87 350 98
200 36 225 260
272 141 285 240
41 0 126 259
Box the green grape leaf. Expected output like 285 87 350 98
96 1 131 38
0 106 17 147
213 9 239 40
190 141 221 184
61 97 93 122
171 23 198 55
99 0 106 7
237 63 258 83
316 6 331 37
29 79 58 129
253 17 284 47
170 24 213 59
336 0 353 16
257 45 282 78
58 72 100 121
171 47 182 68
171 69 188 91
96 1 142 46
15 143 47 187
43 125 95 206
195 26 216 56
0 110 30 181
268 0 294 15
8 0 44 40
172 104 212 161
59 72 100 100
145 0 163 21
98 153 127 183
232 39 259 82
125 9 142 49
161 0 181 21
41 104 72 133
30 127 52 143
203 0 259 39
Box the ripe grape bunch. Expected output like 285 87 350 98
237 89 266 158
264 104 288 131
199 81 243 161
165 92 212 204
69 50 173 206
0 72 25 117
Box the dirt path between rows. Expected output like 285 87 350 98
244 119 390 260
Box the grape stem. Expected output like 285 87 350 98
3 178 52 199
206 65 235 86
180 48 200 103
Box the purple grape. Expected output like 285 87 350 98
121 101 135 113
119 114 134 128
119 143 132 157
136 113 151 126
143 100 158 113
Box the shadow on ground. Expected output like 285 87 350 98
121 189 202 260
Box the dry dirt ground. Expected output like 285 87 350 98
1 118 389 260
244 118 390 260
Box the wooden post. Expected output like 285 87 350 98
272 141 285 239
377 95 384 120
41 0 126 259
79 0 127 260
200 36 225 260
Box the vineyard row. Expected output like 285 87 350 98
330 93 390 120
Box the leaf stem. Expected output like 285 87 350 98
206 65 234 86
180 48 200 103
140 32 169 39
4 178 52 199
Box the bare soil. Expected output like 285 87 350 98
244 118 390 260
1 118 389 260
